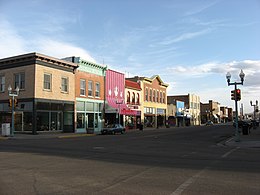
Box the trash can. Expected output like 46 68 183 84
139 124 143 131
242 124 249 135
2 123 10 136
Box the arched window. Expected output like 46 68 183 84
136 93 140 104
132 92 135 104
162 92 165 103
145 88 148 101
127 91 130 103
153 90 156 102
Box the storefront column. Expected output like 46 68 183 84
32 100 37 135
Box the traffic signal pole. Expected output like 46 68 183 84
11 95 15 137
226 70 245 142
234 84 240 142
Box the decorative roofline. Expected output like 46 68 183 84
0 52 79 72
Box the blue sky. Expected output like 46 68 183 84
0 0 260 113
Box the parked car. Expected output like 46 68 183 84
205 120 213 126
101 124 126 135
233 120 252 128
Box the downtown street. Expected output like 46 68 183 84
0 124 260 195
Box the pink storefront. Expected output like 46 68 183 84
105 69 139 127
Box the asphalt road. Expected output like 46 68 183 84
0 124 260 195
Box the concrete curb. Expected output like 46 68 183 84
0 136 9 140
58 134 96 139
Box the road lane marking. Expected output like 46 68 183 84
171 167 209 195
99 167 156 192
221 147 239 158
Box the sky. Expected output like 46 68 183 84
0 0 260 113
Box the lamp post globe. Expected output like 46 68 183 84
239 69 245 83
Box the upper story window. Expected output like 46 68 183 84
153 90 156 102
15 72 25 90
136 93 140 104
132 92 135 104
61 77 68 92
162 92 165 103
0 75 5 92
80 79 86 96
88 80 93 97
160 91 162 103
149 89 152 101
43 73 51 90
127 91 130 103
95 82 100 98
145 88 148 101
157 91 159 102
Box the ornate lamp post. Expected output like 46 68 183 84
8 85 20 136
226 70 245 142
250 100 258 120
114 86 123 125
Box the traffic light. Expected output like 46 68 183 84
231 90 235 100
8 98 12 107
236 89 241 101
14 99 18 107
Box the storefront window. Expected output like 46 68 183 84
86 102 94 111
76 101 85 111
37 102 50 110
37 112 49 131
22 112 33 131
77 113 85 128
64 112 73 127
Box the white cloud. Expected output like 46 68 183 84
0 19 27 58
184 1 219 16
0 18 96 63
34 38 96 63
159 28 211 45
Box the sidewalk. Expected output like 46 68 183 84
225 127 260 148
0 132 96 140
0 127 159 140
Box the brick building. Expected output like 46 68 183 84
0 53 78 134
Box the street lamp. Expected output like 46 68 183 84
114 86 123 125
226 70 245 142
8 85 19 136
250 100 258 120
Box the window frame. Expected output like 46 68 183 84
80 79 86 96
95 82 100 98
88 80 93 97
0 75 5 92
127 91 130 103
132 92 135 104
14 72 25 90
43 73 51 91
145 88 148 101
61 77 68 93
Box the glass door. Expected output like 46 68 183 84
50 112 62 131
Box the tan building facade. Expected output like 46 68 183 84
127 75 168 128
168 94 201 126
201 100 221 123
0 53 78 134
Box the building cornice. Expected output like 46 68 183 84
0 52 79 72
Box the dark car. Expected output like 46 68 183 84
233 120 252 128
101 124 125 135
205 120 213 126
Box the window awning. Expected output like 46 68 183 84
213 114 218 118
107 97 139 116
